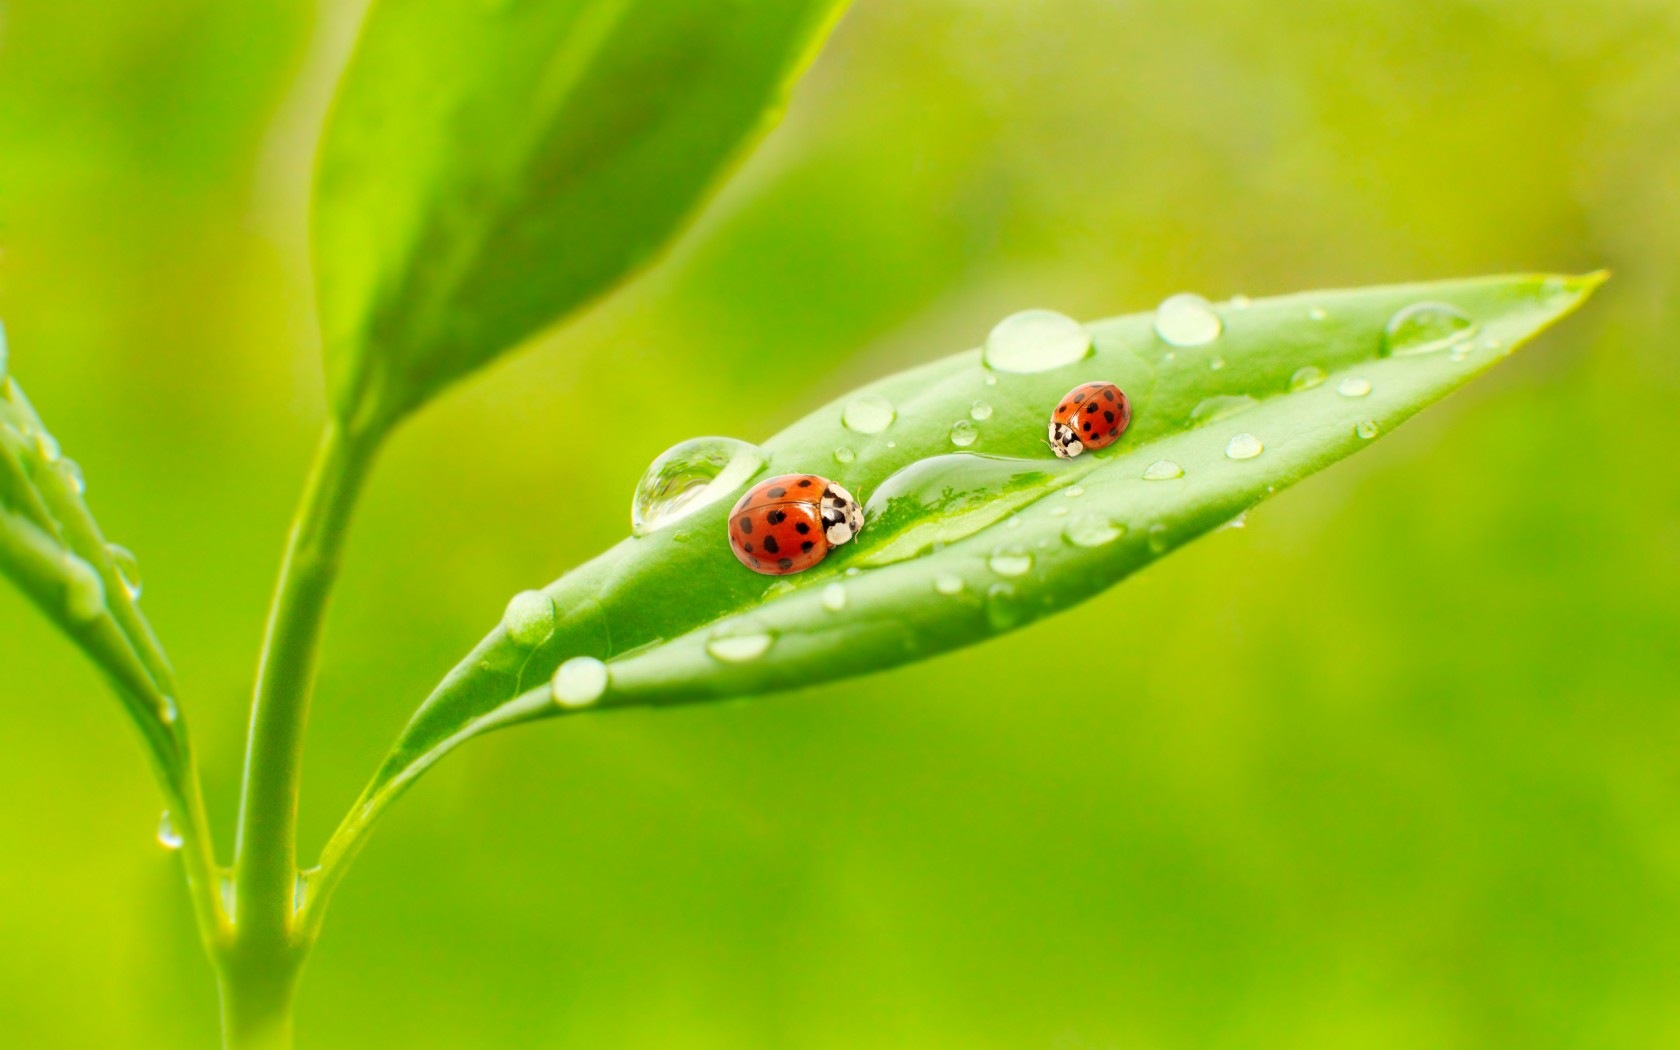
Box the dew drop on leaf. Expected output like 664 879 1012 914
834 446 855 465
106 543 141 601
841 395 896 434
33 429 60 463
1142 459 1184 481
1229 294 1251 310
1356 420 1381 440
821 583 847 612
1064 485 1084 498
1290 366 1327 391
985 583 1025 631
1309 307 1329 321
631 437 765 536
156 811 182 851
949 419 978 447
62 554 105 622
1210 355 1226 371
982 309 1092 373
987 546 1034 577
705 620 774 664
1337 377 1372 398
1064 512 1123 548
502 589 555 647
551 656 608 708
159 696 179 725
1147 524 1170 553
1225 433 1264 460
934 574 965 596
60 458 86 495
1154 293 1222 347
1382 301 1478 356
969 400 993 421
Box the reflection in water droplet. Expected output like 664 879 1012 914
1383 301 1478 356
502 590 555 647
1154 293 1223 346
834 446 855 465
1064 513 1123 547
705 620 774 664
631 437 765 535
108 543 142 600
1225 433 1264 460
1337 377 1372 398
842 395 897 434
986 583 1025 631
1190 394 1259 426
1290 366 1327 391
861 454 1053 568
63 555 104 622
1142 460 1183 480
949 419 979 447
157 811 182 850
551 656 608 708
970 400 993 421
983 310 1092 373
1356 420 1380 440
1148 524 1170 553
988 547 1034 577
934 574 965 595
822 583 847 612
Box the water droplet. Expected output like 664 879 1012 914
821 583 847 612
33 429 60 463
834 446 855 465
842 395 897 434
156 811 182 850
1225 433 1263 460
631 437 765 536
1210 355 1226 371
1229 294 1252 311
983 309 1093 373
1004 515 1021 529
1355 420 1380 440
1142 459 1183 480
1147 524 1170 553
62 554 104 622
159 696 179 725
1309 307 1329 321
1382 301 1478 356
1064 486 1085 498
983 374 998 387
705 620 774 663
1154 293 1222 346
845 567 860 577
949 419 979 448
502 589 555 647
985 583 1026 631
970 400 993 421
763 579 797 600
1190 394 1259 426
551 656 608 708
1337 377 1372 398
988 547 1034 577
1064 513 1123 547
1220 511 1249 531
1049 505 1069 517
295 869 318 911
860 454 1053 568
1289 366 1327 392
106 543 141 600
60 458 86 495
934 574 965 595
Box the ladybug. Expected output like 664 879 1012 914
1048 381 1131 459
728 474 864 575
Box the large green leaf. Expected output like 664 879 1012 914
310 273 1601 897
313 0 851 434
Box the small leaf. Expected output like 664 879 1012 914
314 0 852 435
332 273 1601 840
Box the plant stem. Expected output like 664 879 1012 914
232 420 378 955
217 959 300 1050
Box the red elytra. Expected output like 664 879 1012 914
1048 381 1131 459
728 474 863 576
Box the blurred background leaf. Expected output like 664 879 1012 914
0 0 1677 1047
314 0 850 433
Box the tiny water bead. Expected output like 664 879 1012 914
970 401 993 421
705 620 774 663
983 309 1093 374
1225 433 1264 460
631 436 766 536
842 394 896 434
1050 505 1069 516
1210 356 1226 371
1309 307 1329 321
1064 512 1123 548
62 554 104 622
34 429 60 463
934 574 965 595
551 656 608 708
1154 293 1222 347
987 546 1034 577
502 589 555 647
107 543 141 600
1190 394 1259 426
1147 523 1170 553
985 582 1026 630
1382 301 1478 356
834 446 855 465
1289 365 1327 392
159 696 179 725
949 419 979 448
763 579 797 601
1356 420 1381 440
1065 485 1085 498
1220 511 1249 531
822 583 847 612
1142 459 1183 480
61 458 86 495
1337 377 1372 398
156 811 182 850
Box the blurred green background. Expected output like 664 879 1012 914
2 0 1677 1046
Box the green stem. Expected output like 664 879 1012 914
217 958 300 1050
232 420 378 953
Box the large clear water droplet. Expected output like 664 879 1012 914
1225 433 1264 460
1383 302 1478 356
62 554 105 622
987 546 1034 577
1142 459 1183 481
821 583 847 612
841 395 896 434
861 454 1053 568
631 437 765 536
1290 366 1327 392
551 656 608 708
502 589 555 647
949 419 979 448
1064 513 1123 548
1355 420 1381 440
156 811 182 850
982 310 1092 374
1337 377 1372 398
107 543 142 600
1190 394 1259 426
705 619 774 663
1154 293 1222 347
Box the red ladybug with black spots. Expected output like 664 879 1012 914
728 474 865 575
1048 381 1131 459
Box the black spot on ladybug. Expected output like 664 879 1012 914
766 509 787 525
800 541 814 552
1082 421 1092 432
762 536 780 554
1104 410 1115 423
1059 404 1068 413
778 558 794 570
1107 428 1117 437
1103 389 1116 402
797 479 813 488
795 522 810 534
744 544 754 553
767 486 787 498
738 516 753 534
